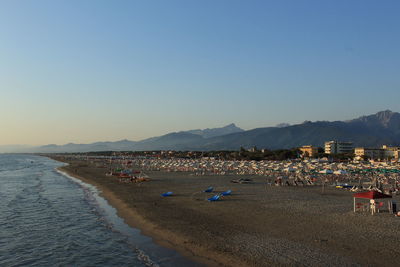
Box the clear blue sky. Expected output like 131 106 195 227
0 0 399 145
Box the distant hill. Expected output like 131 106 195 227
347 110 400 134
199 110 400 150
185 123 244 138
27 140 138 153
4 110 400 153
27 124 243 153
0 145 34 153
276 123 291 128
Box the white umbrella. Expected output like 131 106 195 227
334 170 348 175
284 167 296 172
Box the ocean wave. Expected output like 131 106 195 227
1 155 194 267
56 168 159 267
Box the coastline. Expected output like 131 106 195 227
55 162 231 267
51 156 400 267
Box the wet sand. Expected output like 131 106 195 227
54 157 400 266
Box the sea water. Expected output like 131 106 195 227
0 154 200 267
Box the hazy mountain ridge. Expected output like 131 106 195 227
348 110 400 134
185 123 244 138
1 124 241 153
200 111 400 150
2 111 400 153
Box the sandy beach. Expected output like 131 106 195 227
53 157 400 266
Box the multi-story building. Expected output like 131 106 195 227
354 145 400 160
299 145 318 157
354 147 385 160
382 145 400 159
324 141 354 154
248 146 258 153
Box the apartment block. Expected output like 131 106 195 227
324 141 354 154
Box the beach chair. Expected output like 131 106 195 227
204 186 213 193
221 190 232 196
161 191 173 197
208 194 220 201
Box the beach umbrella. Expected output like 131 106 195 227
284 167 296 172
334 170 348 175
319 169 333 174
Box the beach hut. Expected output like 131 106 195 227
353 191 392 215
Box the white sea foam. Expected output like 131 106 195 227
56 168 160 267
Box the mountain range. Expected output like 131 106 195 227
2 110 400 153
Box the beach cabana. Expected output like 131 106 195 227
353 191 392 215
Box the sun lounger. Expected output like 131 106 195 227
204 186 213 193
231 178 253 184
208 194 220 201
161 191 173 197
221 190 232 196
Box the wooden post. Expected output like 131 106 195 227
354 197 356 212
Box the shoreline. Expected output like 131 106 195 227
55 162 233 267
51 156 400 266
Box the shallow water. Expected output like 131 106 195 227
0 154 200 267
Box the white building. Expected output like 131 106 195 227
354 145 400 161
382 145 400 160
325 141 354 154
